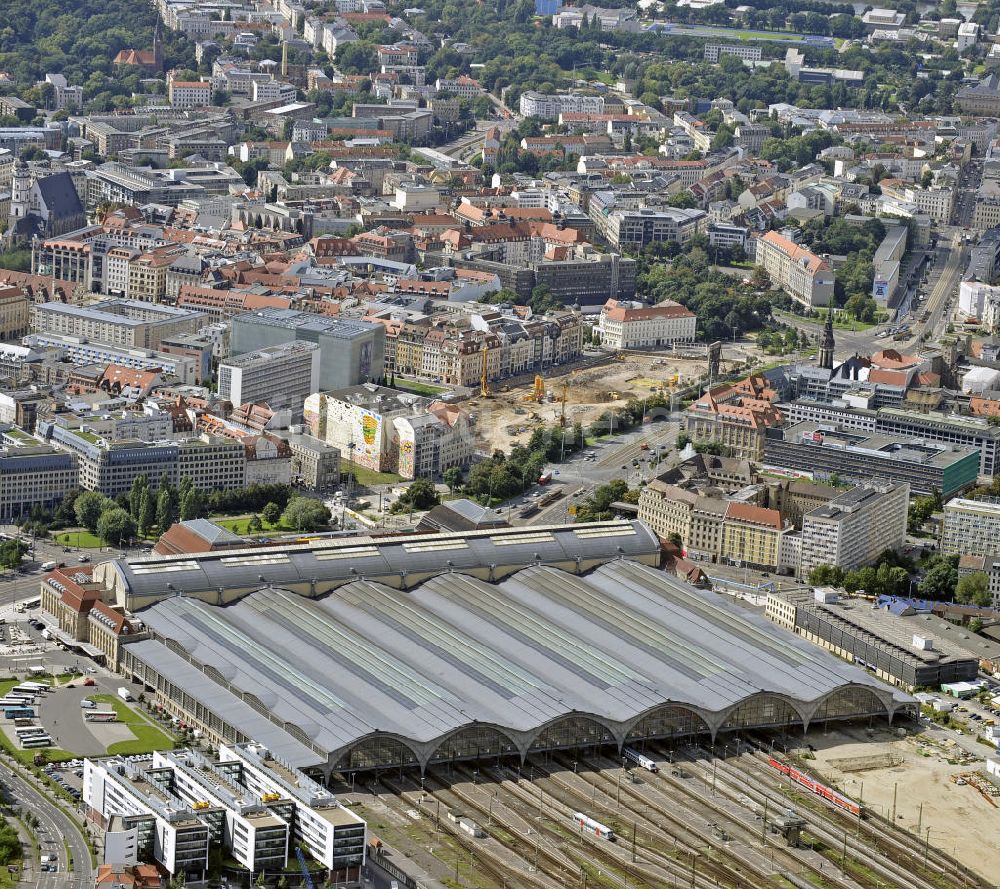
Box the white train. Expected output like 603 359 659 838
572 812 615 840
623 747 659 772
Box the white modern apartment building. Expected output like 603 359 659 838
597 298 697 350
218 341 320 419
942 497 1000 556
799 480 909 576
217 743 366 874
519 91 605 121
154 750 289 873
704 44 763 63
754 231 834 308
83 757 211 880
84 748 366 881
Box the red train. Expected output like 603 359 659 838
767 758 865 817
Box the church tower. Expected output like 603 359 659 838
9 159 30 222
818 306 835 370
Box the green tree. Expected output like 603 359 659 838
179 488 205 521
0 539 28 570
443 467 464 492
248 515 263 534
391 478 441 513
128 474 149 519
918 554 959 601
97 507 137 547
908 494 937 533
808 564 845 587
74 491 110 532
955 571 991 607
667 190 697 209
261 501 282 526
575 480 630 522
156 487 174 532
138 489 154 536
281 497 331 532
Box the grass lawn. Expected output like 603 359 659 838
91 695 175 756
774 308 884 333
393 378 448 397
212 515 288 535
52 530 105 549
346 466 404 486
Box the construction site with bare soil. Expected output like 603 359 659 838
808 723 1000 879
469 349 721 453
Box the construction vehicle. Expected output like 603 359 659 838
522 374 545 402
532 374 545 401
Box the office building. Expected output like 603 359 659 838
765 589 979 689
30 299 207 350
762 422 980 497
281 430 341 490
0 441 78 522
597 299 697 350
799 480 909 576
781 400 1000 477
720 502 790 572
230 309 385 391
38 419 245 497
685 375 784 461
218 342 320 420
518 91 605 121
754 231 834 307
942 497 1000 556
167 80 212 110
704 44 762 63
0 286 30 340
22 333 200 385
604 207 708 251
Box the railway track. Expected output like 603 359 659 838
678 748 969 889
522 757 770 889
581 749 867 889
468 764 682 889
732 747 993 889
375 773 563 889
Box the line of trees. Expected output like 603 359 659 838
72 476 298 543
459 421 585 502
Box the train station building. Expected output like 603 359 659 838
91 521 915 781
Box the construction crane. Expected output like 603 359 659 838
480 341 490 398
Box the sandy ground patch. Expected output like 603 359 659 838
807 725 1000 880
472 352 717 452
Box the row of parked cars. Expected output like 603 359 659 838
43 761 82 801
